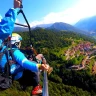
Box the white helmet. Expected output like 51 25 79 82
11 33 22 45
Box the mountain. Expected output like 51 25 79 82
14 21 92 37
47 22 88 35
14 22 89 37
74 16 96 33
14 22 86 33
14 16 96 37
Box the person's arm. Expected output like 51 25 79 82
0 0 21 40
0 8 19 40
13 49 49 72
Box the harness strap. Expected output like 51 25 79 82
4 49 10 78
0 48 15 78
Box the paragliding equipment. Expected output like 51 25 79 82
15 0 32 47
42 71 49 96
43 65 53 96
18 10 32 46
15 23 28 27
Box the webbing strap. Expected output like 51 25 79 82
0 48 14 78
4 49 10 78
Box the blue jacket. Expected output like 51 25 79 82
0 8 19 41
0 8 39 80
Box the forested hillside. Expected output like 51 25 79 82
1 28 96 96
18 28 95 48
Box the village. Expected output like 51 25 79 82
64 41 96 74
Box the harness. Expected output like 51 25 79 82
0 47 15 90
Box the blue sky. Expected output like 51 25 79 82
0 0 96 27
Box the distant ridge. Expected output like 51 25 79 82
14 22 87 35
47 22 88 34
74 16 96 32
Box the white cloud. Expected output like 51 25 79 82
30 0 96 27
15 19 19 23
0 15 2 22
30 21 43 27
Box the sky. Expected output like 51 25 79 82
0 0 96 27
